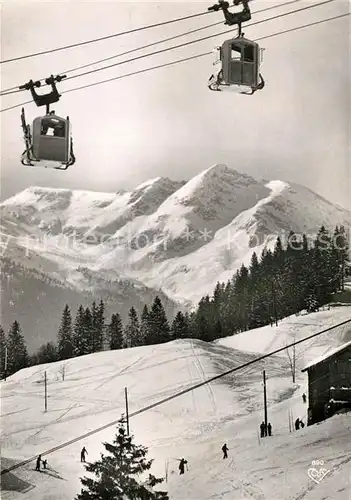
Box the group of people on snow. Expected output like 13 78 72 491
35 455 48 471
35 406 307 476
295 418 305 430
260 421 272 437
36 448 88 472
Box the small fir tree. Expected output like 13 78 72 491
108 313 124 350
6 321 29 375
57 304 74 360
76 420 169 500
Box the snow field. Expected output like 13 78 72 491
1 306 351 499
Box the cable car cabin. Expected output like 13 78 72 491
32 114 71 163
222 36 260 86
208 35 264 94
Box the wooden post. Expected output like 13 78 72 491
44 371 47 412
272 282 278 326
263 370 267 434
292 342 296 383
341 251 344 291
4 346 7 381
125 387 130 436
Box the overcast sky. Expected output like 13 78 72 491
1 0 350 209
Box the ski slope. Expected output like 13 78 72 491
1 306 351 499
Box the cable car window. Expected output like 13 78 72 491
243 46 254 62
41 119 65 137
54 123 66 137
231 46 241 61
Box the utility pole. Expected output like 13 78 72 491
263 370 268 434
271 281 278 326
125 387 130 436
341 251 344 291
292 342 296 383
44 371 47 412
4 346 8 381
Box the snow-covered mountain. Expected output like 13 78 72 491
1 164 349 349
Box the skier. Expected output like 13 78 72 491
81 446 88 462
35 455 42 471
295 418 300 431
179 458 188 475
260 421 266 438
302 393 307 403
267 423 272 436
222 443 229 459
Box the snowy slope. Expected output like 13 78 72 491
218 306 351 362
1 307 351 499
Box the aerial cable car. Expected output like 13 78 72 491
207 0 265 95
19 75 75 170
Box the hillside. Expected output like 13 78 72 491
1 164 349 348
1 306 351 499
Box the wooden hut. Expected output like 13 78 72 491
301 340 351 425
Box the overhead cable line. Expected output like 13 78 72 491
1 11 348 114
52 0 332 83
0 9 215 64
0 0 336 97
1 317 350 476
0 0 302 96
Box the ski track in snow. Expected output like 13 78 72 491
190 339 217 417
23 403 81 444
91 348 158 392
1 307 351 500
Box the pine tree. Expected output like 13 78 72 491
84 307 93 352
147 297 171 345
73 306 90 356
76 420 168 499
108 314 124 350
124 307 141 348
91 302 99 353
32 342 58 365
333 225 349 291
6 321 29 376
171 311 189 340
57 304 74 360
140 305 151 346
0 326 7 379
91 300 105 352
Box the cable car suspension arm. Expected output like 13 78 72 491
19 75 67 114
208 0 251 35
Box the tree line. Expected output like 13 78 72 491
1 224 348 378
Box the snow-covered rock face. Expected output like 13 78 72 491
1 165 350 309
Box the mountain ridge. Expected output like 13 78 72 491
1 164 349 350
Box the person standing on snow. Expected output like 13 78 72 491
302 393 307 403
35 455 42 471
295 418 300 431
179 458 188 475
81 446 88 462
222 443 229 459
267 423 272 436
260 421 266 438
